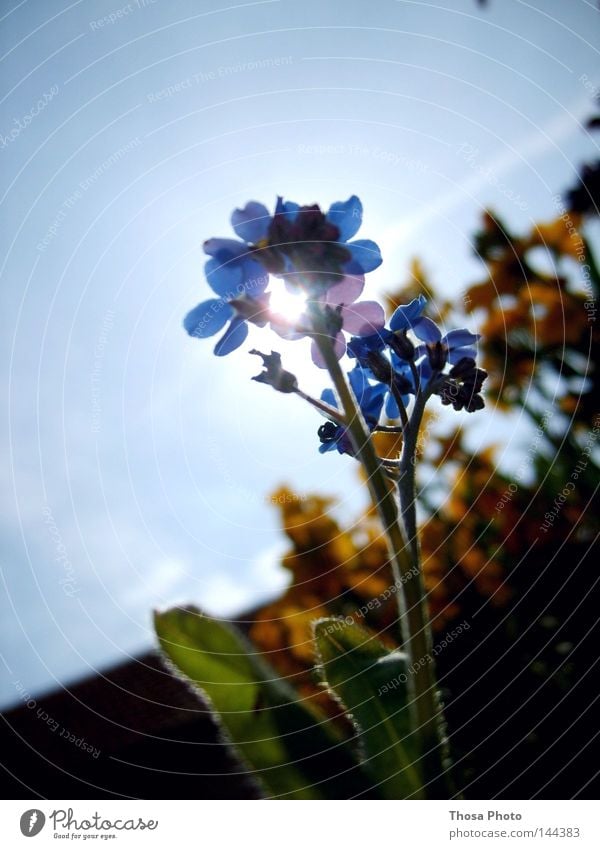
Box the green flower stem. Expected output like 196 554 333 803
390 382 410 430
309 306 449 795
294 387 346 424
398 389 429 564
398 382 453 797
308 311 412 605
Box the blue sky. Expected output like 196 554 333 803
1 0 599 706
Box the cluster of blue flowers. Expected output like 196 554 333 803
318 292 485 454
185 195 487 456
184 195 383 363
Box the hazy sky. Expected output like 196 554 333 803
1 0 598 706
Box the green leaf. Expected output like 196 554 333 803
314 617 424 799
154 606 373 800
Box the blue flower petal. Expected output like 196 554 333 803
385 392 400 419
183 299 233 338
391 351 413 375
444 329 480 349
231 201 271 244
327 195 363 242
341 301 385 336
413 317 442 343
204 257 243 297
238 258 270 295
345 239 383 274
348 365 369 399
363 383 386 424
214 317 248 356
347 367 386 424
448 347 477 364
385 390 410 419
319 441 337 454
347 329 391 361
203 238 248 261
275 197 300 221
321 388 337 409
389 296 427 331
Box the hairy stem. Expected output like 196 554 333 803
309 305 450 795
398 381 453 796
294 387 346 424
390 382 410 430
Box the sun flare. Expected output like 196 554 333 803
268 286 307 323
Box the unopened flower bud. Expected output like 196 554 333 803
251 350 298 393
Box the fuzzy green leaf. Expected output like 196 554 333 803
154 606 373 800
314 617 424 799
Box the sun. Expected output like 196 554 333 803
268 285 307 323
258 282 325 391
